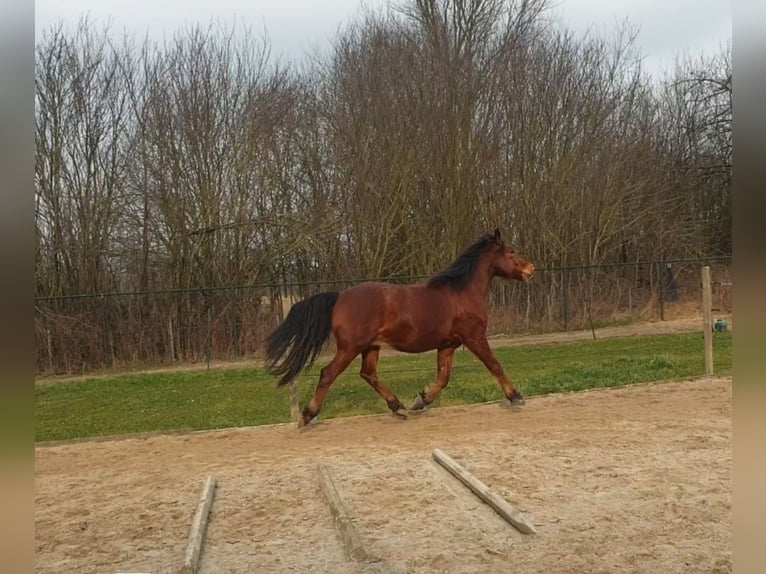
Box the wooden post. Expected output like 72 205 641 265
701 265 714 375
658 262 665 321
280 292 294 323
562 268 569 331
432 449 536 534
206 306 212 370
168 315 175 363
100 294 113 368
181 475 217 574
317 464 372 562
46 326 54 373
546 292 553 325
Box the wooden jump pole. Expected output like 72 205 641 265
317 464 373 562
180 475 217 574
701 265 714 375
432 449 536 535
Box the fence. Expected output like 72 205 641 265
34 256 731 376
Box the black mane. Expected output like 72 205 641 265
426 234 499 290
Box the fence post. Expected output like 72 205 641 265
658 261 665 321
168 314 176 363
701 265 714 375
562 268 569 331
206 305 213 370
100 294 113 369
46 325 54 373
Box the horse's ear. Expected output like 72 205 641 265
493 228 501 242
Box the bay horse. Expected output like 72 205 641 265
265 229 535 427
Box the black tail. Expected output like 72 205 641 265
265 291 340 386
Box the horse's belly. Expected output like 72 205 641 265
368 284 455 352
378 330 456 354
386 340 437 354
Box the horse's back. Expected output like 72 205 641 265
334 282 416 324
333 282 455 352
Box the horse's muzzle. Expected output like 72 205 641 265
522 265 535 282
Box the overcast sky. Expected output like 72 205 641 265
35 0 731 77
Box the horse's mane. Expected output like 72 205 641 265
426 234 499 290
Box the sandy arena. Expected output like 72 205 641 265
35 375 731 574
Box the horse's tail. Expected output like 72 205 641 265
265 291 340 386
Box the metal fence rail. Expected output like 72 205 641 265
34 256 731 375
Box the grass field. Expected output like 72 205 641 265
35 332 732 442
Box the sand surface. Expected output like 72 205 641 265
35 376 731 573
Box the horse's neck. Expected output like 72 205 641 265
465 260 494 300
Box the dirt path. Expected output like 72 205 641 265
35 376 732 573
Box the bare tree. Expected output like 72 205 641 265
34 4 731 373
659 44 732 255
35 20 134 296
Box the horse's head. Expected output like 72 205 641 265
488 229 535 282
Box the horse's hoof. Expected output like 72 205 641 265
409 393 426 411
298 418 322 431
501 397 525 409
392 408 408 419
297 415 314 428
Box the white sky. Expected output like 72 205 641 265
34 0 731 76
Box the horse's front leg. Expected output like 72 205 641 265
410 346 457 410
462 336 525 406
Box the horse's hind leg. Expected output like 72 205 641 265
410 346 456 410
360 347 408 419
301 348 358 427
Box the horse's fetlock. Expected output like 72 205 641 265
386 397 406 412
301 406 318 425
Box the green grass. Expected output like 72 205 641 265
35 332 732 442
